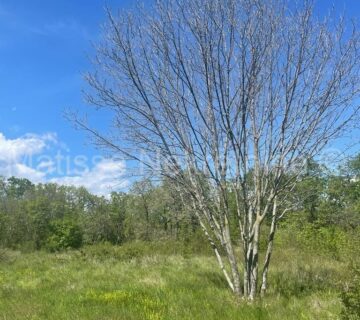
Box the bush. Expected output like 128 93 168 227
341 264 360 320
299 225 347 258
46 219 83 252
279 218 348 259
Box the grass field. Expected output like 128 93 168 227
0 241 349 320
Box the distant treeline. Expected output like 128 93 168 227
0 176 198 252
0 155 360 252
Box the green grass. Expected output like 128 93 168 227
0 242 349 319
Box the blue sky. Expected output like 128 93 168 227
0 0 359 194
0 0 136 194
0 0 133 144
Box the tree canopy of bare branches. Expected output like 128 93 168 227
75 0 360 299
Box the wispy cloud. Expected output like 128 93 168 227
0 3 90 41
29 19 90 40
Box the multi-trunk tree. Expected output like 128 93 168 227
75 0 360 299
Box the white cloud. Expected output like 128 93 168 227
36 159 56 173
0 132 57 182
0 132 128 196
51 159 128 196
6 163 46 182
0 132 56 161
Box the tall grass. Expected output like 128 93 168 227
0 237 353 320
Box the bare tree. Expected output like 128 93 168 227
74 0 360 299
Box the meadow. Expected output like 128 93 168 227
0 238 353 320
1 0 360 318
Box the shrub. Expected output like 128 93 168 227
279 218 348 259
299 224 347 258
341 264 360 320
46 219 83 252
